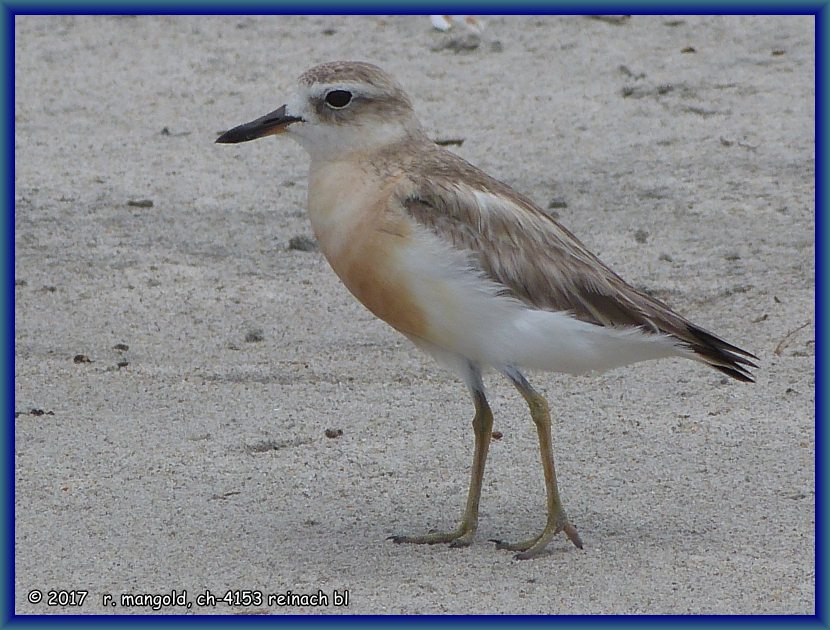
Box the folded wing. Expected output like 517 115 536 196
398 147 757 382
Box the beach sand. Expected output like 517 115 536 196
14 15 814 614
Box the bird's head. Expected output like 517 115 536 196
216 61 423 160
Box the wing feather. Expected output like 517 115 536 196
396 146 757 381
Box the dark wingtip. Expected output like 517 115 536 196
686 324 758 383
692 326 759 361
712 363 755 383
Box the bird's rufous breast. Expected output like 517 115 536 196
306 160 430 339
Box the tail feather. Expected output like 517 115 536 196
684 324 758 383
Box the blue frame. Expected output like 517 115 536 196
2 4 823 626
816 4 826 626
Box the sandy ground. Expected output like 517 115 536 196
14 15 814 615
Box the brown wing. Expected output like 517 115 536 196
398 147 757 381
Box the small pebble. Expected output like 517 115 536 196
288 235 319 252
127 199 154 208
431 33 480 53
245 329 265 343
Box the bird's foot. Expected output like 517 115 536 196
491 512 582 559
389 523 477 548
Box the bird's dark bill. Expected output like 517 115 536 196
215 104 302 143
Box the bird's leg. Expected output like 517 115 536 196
450 386 493 546
390 367 492 548
492 367 583 559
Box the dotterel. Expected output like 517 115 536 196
216 61 757 559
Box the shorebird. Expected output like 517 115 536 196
216 61 757 559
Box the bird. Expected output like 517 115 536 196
216 61 757 559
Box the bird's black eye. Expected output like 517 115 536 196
324 90 353 109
